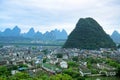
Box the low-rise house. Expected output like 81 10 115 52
79 65 91 76
35 60 41 64
97 63 116 70
42 63 61 74
83 62 87 67
50 58 58 64
74 53 79 57
63 54 68 60
106 70 116 76
0 60 9 65
16 60 25 65
60 61 68 68
26 56 32 60
11 70 19 75
97 63 117 76
47 54 51 59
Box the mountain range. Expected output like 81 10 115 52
63 17 116 49
1 26 21 37
0 23 119 45
0 26 68 42
111 30 120 44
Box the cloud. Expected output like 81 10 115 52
0 0 120 34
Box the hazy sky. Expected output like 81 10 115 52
0 0 120 34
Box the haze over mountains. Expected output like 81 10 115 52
111 30 120 44
0 26 68 42
0 20 119 45
63 17 116 49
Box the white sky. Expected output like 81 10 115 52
0 0 120 34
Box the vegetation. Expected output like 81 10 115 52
43 58 47 63
105 59 120 68
72 56 79 62
18 64 28 68
0 66 10 77
63 17 116 49
56 53 63 58
116 67 120 77
50 74 72 80
68 61 79 67
63 68 85 80
105 58 120 77
0 57 120 80
42 49 49 55
0 70 73 80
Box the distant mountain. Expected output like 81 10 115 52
43 31 56 41
3 28 12 36
54 29 68 40
22 28 67 41
12 26 21 36
0 26 68 42
34 31 43 40
1 26 21 37
63 17 116 49
43 29 68 41
23 28 35 38
111 30 120 43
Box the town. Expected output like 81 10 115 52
0 45 120 80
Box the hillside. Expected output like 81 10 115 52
63 17 116 49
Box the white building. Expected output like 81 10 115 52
60 61 68 68
11 70 19 75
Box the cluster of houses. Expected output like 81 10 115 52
0 45 119 77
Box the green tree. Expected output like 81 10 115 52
42 49 48 55
18 64 28 68
63 68 84 80
0 76 7 80
0 66 10 77
57 54 63 58
40 74 49 80
116 67 120 77
91 69 99 74
10 72 30 80
68 61 79 67
72 56 79 62
43 58 47 63
87 62 92 69
8 65 18 71
50 74 72 80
